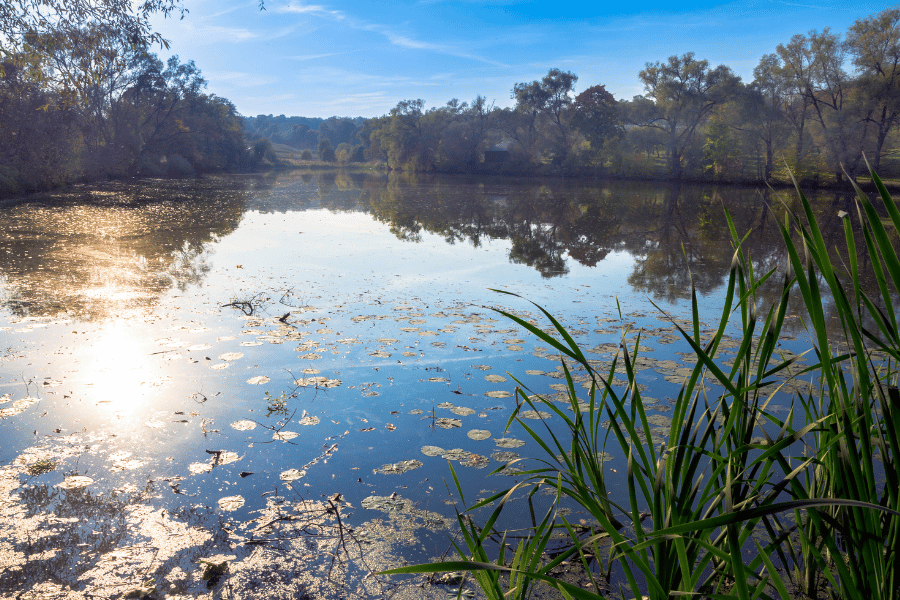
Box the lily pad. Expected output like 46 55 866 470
217 495 245 511
520 410 551 420
280 469 306 482
377 459 423 475
247 375 270 385
485 391 512 398
298 415 320 426
189 462 213 475
230 420 256 431
273 431 299 441
421 445 446 457
484 374 507 383
461 454 490 469
219 352 244 361
211 362 230 370
491 451 520 462
58 475 94 489
495 437 525 449
434 418 462 429
467 429 491 441
450 406 475 416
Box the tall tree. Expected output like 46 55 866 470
845 7 900 172
510 69 578 161
571 84 621 151
638 53 740 179
747 53 791 180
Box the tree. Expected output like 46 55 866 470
571 84 621 151
510 68 578 161
638 53 740 178
318 138 336 162
845 7 900 172
1 0 186 56
777 28 868 181
747 53 792 180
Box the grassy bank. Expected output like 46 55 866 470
385 162 900 599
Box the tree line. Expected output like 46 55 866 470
0 22 259 195
274 7 898 185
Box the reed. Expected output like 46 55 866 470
383 160 900 599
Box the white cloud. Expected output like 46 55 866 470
275 2 347 20
287 52 341 61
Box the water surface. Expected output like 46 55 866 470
0 171 856 598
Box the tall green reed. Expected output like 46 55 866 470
383 162 900 600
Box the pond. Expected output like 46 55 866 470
0 171 857 598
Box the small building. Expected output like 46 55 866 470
484 142 511 164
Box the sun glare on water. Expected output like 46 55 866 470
81 318 156 416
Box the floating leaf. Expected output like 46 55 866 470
461 454 489 469
428 377 449 383
58 475 93 489
218 495 245 511
450 406 475 416
210 363 229 370
273 431 299 441
247 376 270 385
520 410 551 420
298 415 320 426
280 469 306 482
376 459 423 475
230 420 256 431
370 351 392 358
485 391 512 398
471 365 492 371
240 341 263 347
189 462 213 475
421 445 445 457
495 438 525 449
434 418 462 429
492 451 520 462
467 429 491 441
437 402 454 409
484 374 507 383
218 352 244 361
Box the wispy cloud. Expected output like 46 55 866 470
208 71 280 86
272 1 509 67
181 23 258 42
275 2 347 20
287 52 341 61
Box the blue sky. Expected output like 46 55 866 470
149 0 896 119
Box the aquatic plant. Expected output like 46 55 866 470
383 161 900 599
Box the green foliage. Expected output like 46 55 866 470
300 148 313 161
383 162 900 599
317 138 336 162
571 84 621 152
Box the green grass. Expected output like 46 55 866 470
382 160 900 599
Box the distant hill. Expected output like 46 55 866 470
244 114 368 151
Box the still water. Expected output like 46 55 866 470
0 171 854 598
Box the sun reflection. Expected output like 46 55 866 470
82 319 156 415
